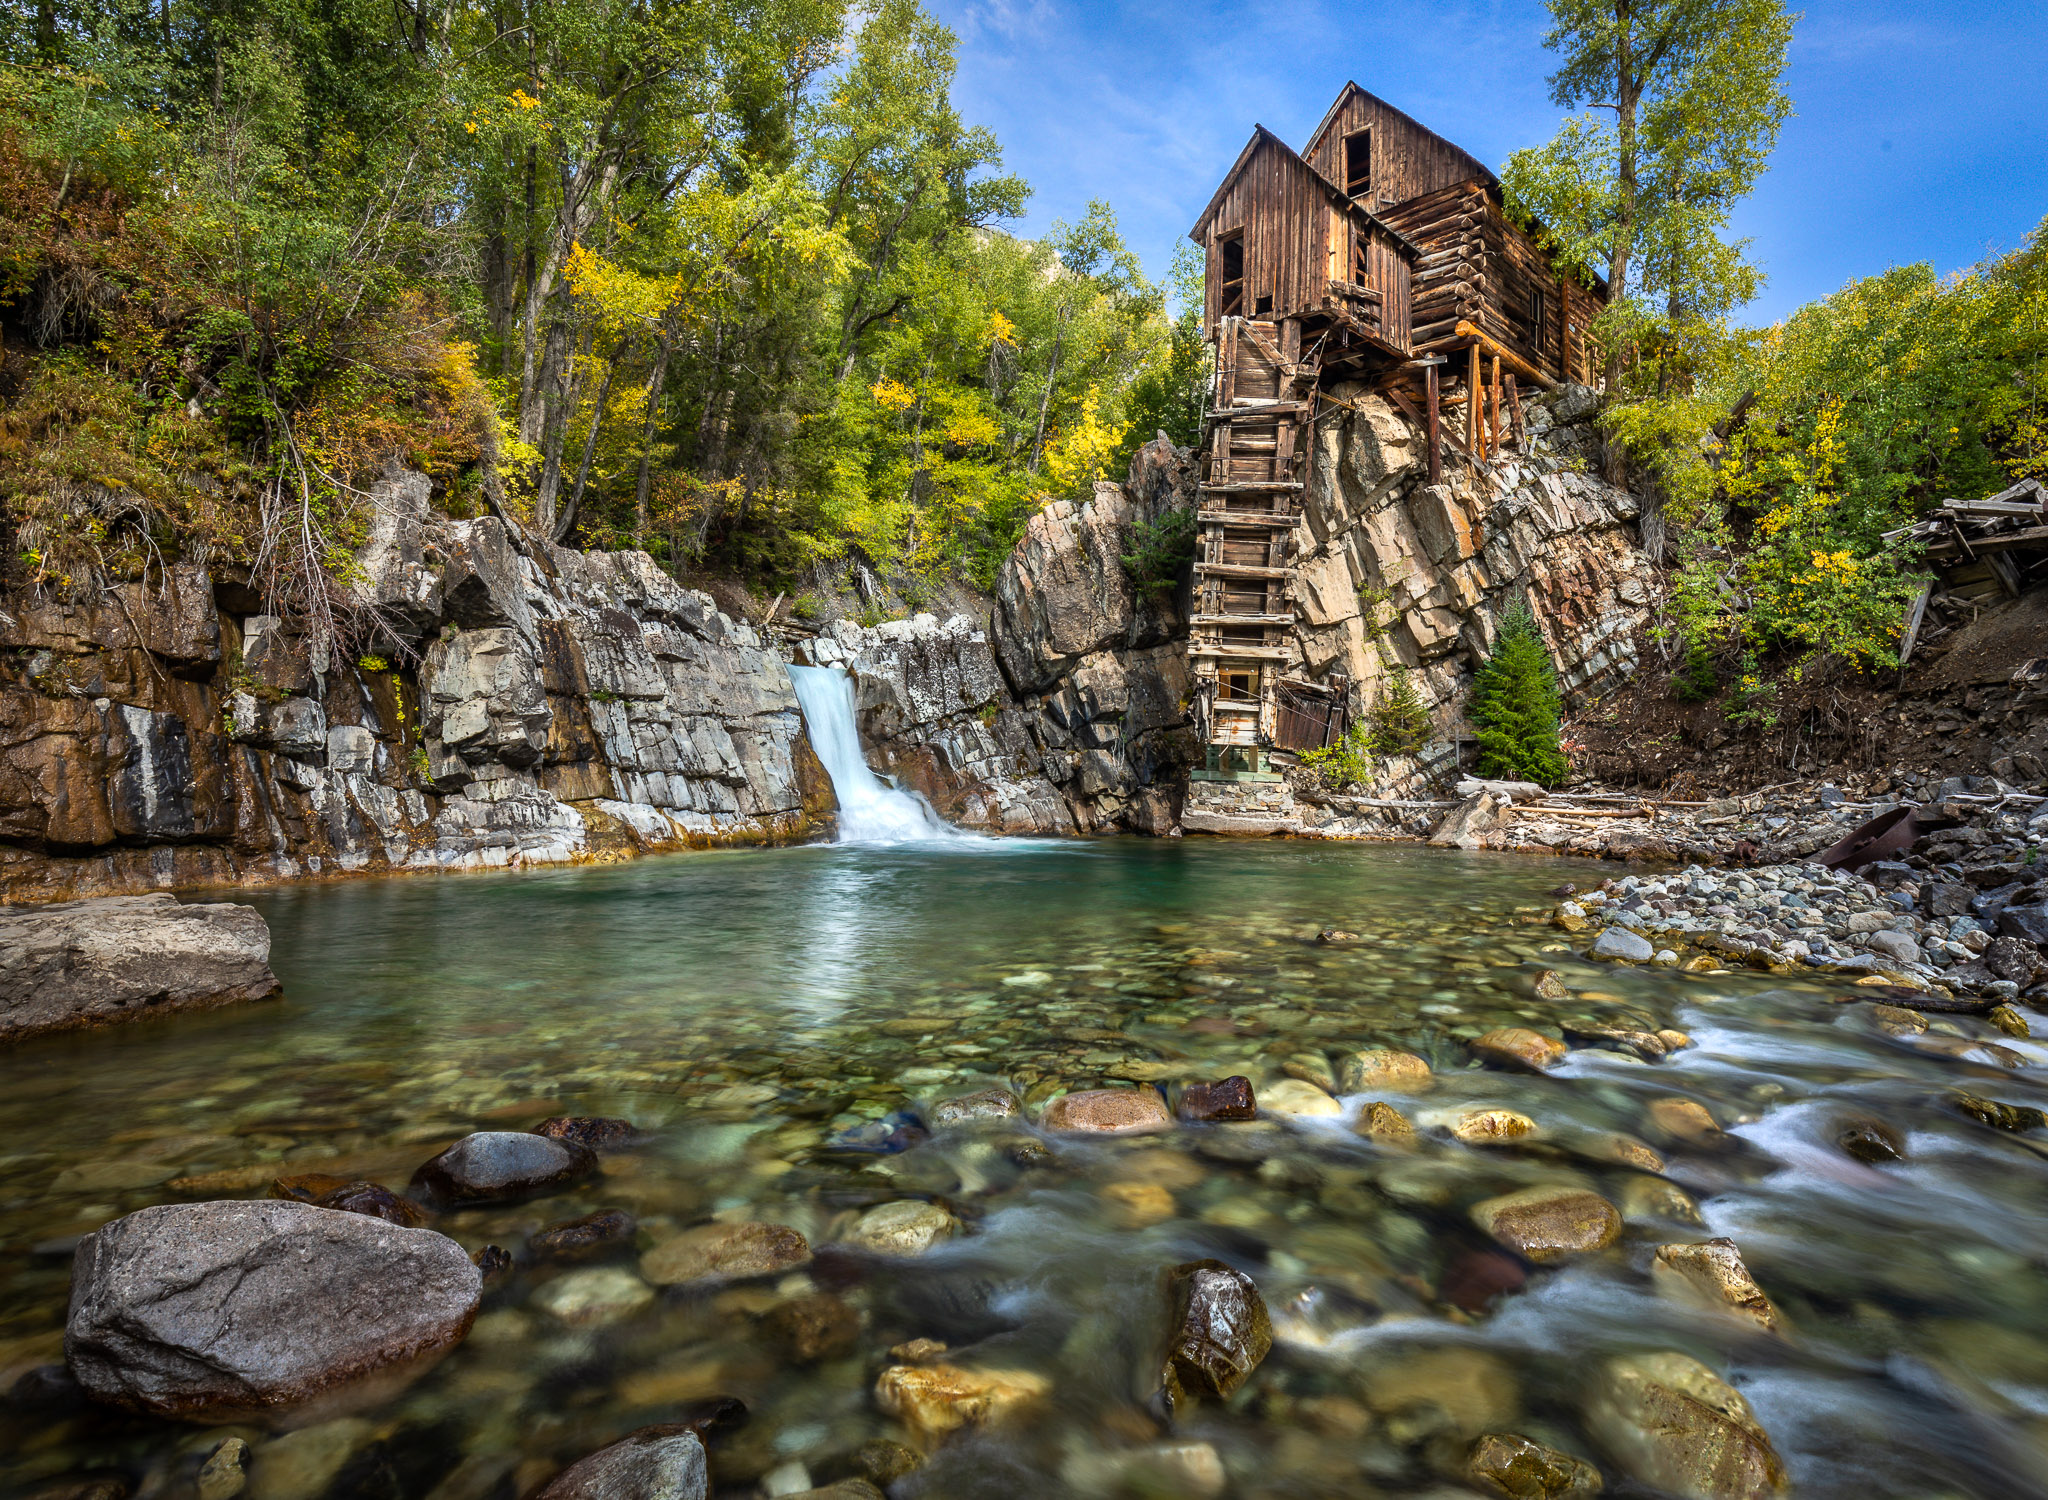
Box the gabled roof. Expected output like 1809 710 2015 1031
1302 81 1497 192
1187 125 1419 257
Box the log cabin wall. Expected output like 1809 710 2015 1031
1302 85 1493 212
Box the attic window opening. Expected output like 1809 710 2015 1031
1343 129 1371 198
1220 232 1245 316
1254 294 1273 315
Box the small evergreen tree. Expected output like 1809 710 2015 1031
1367 668 1432 756
1470 600 1570 786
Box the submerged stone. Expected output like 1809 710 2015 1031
927 1087 1020 1128
1161 1259 1272 1409
1835 1117 1905 1164
1260 1078 1343 1119
873 1363 1049 1446
1466 1431 1603 1499
843 1200 959 1256
411 1132 597 1206
1948 1091 2048 1133
1469 1028 1568 1073
1584 1352 1787 1500
763 1293 861 1364
1178 1076 1257 1121
1450 1108 1539 1145
1471 1186 1622 1263
1651 1239 1782 1333
1040 1088 1173 1135
641 1222 811 1287
531 1209 639 1263
1338 1048 1433 1093
314 1182 427 1228
531 1115 640 1152
532 1426 707 1500
530 1266 655 1328
1355 1101 1417 1147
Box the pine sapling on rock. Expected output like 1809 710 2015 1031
1470 600 1569 787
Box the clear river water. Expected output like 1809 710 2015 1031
5 838 2048 1498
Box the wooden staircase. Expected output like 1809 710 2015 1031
1192 316 1317 772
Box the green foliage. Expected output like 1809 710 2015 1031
1366 668 1431 756
1672 637 1718 702
1299 721 1377 788
1470 602 1569 787
1115 242 1208 469
1119 503 1196 597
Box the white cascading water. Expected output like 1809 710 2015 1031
787 664 961 843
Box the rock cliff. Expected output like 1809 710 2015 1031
0 393 1658 896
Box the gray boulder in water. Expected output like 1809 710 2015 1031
533 1426 708 1500
0 894 280 1044
412 1131 598 1205
65 1200 480 1420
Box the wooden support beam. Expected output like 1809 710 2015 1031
1505 374 1523 450
1425 360 1441 486
1200 480 1304 493
1466 342 1481 456
1188 644 1293 660
1190 613 1297 627
1197 512 1296 528
1489 354 1501 460
1194 562 1290 580
1454 319 1560 391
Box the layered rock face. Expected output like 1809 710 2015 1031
0 472 830 900
1294 384 1651 772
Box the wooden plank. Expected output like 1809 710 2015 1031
1200 481 1304 493
1466 342 1481 455
1191 613 1296 626
1189 644 1293 660
1198 512 1295 528
1898 581 1934 665
1425 359 1441 485
1195 562 1290 580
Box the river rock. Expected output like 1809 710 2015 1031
65 1200 479 1419
927 1087 1020 1128
1988 1002 2032 1038
411 1132 597 1206
1338 1048 1433 1093
1948 1090 2048 1132
1040 1087 1173 1134
844 1201 959 1255
1583 1132 1664 1172
1646 1098 1724 1146
531 1116 640 1152
1585 1351 1787 1499
1471 1186 1622 1263
532 1426 707 1500
1356 1101 1417 1146
249 1419 372 1500
1590 927 1655 963
1866 1003 1927 1036
532 1209 639 1262
1470 1027 1569 1073
0 895 280 1044
1360 1346 1520 1438
1835 1116 1904 1163
1260 1078 1343 1118
197 1437 249 1500
530 1267 655 1327
1179 1076 1257 1121
844 1437 925 1486
1533 969 1573 999
1450 1108 1538 1145
1616 1175 1706 1227
873 1363 1049 1446
763 1292 861 1363
1651 1239 1781 1332
1466 1432 1603 1499
1161 1259 1272 1408
314 1182 427 1228
641 1221 811 1287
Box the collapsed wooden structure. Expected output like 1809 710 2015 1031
1890 478 2048 663
1185 83 1609 776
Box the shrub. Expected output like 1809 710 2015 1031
1367 668 1431 755
1470 600 1569 786
1119 504 1196 597
1672 637 1719 702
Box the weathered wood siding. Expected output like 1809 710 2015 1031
1201 136 1412 353
1379 180 1600 382
1303 88 1493 212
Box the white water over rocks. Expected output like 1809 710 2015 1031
788 664 961 843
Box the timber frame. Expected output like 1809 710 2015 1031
1185 82 1608 772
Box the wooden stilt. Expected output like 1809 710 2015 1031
1425 360 1441 486
1489 354 1501 459
1466 342 1481 456
1505 374 1522 450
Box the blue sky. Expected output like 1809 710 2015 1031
926 0 2048 324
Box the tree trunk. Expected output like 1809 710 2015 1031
633 339 673 544
562 351 622 542
1027 302 1070 474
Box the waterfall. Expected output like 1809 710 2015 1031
788 664 961 843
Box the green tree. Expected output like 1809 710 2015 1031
1501 0 1794 382
1470 602 1569 786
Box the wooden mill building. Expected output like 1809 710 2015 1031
1183 81 1606 775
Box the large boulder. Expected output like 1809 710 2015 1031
65 1201 480 1420
0 894 280 1044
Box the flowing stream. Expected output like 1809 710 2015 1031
788 665 960 843
3 841 2048 1497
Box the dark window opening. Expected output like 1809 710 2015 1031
1219 669 1259 701
1220 232 1245 316
1254 293 1273 315
1352 233 1372 287
1343 129 1371 198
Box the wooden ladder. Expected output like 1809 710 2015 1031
1193 316 1315 760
